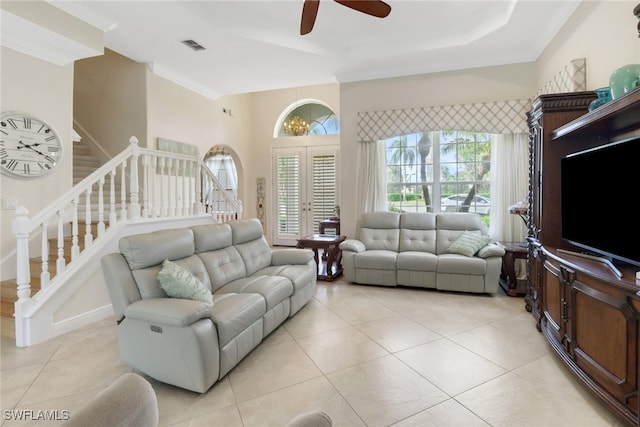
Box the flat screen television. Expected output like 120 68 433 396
561 138 640 268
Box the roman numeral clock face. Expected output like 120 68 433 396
0 112 63 179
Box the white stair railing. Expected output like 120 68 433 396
12 136 242 346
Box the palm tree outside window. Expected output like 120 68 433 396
385 131 492 226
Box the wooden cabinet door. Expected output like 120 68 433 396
570 279 639 415
541 259 569 349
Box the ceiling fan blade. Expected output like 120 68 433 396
301 0 320 35
334 0 391 18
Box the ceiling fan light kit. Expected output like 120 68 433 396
301 0 391 35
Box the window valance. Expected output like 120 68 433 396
356 99 531 142
356 58 586 142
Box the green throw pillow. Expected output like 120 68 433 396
446 231 492 257
157 259 213 306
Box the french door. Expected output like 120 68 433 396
272 146 339 246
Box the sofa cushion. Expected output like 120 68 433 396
354 250 398 269
436 212 484 231
157 259 213 306
437 254 487 275
360 211 400 229
396 251 438 271
192 223 233 252
358 211 401 252
198 247 247 292
256 264 316 294
359 228 400 252
399 229 436 253
230 218 265 244
400 212 437 230
216 276 293 311
230 219 272 275
120 228 195 270
211 293 266 347
446 231 492 257
399 212 437 253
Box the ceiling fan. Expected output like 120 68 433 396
300 0 392 35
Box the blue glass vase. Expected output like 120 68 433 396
588 87 612 111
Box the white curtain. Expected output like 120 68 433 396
489 133 529 242
356 140 387 214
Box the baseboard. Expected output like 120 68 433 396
51 304 115 338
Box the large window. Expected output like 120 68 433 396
385 131 492 223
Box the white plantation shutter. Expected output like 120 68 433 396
276 154 300 235
311 153 337 232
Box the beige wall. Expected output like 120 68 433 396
536 0 639 91
0 47 74 263
145 72 253 204
74 49 147 156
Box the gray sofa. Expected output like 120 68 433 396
339 211 505 293
101 218 316 393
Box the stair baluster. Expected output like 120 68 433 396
84 187 93 249
109 169 117 225
56 209 65 274
98 176 106 237
119 161 127 221
71 197 80 261
40 221 50 289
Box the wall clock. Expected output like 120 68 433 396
0 111 63 179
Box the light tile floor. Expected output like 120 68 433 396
1 279 625 427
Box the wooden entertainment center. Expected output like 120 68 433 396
526 87 640 426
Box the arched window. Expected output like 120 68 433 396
276 101 340 137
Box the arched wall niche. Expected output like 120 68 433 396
203 144 244 203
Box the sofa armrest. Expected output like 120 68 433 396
271 248 314 265
477 243 506 259
63 373 158 427
339 239 366 253
124 298 213 327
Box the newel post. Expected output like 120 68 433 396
13 206 32 301
13 206 34 346
128 136 141 219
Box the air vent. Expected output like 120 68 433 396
181 39 206 51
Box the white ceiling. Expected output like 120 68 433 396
48 0 582 99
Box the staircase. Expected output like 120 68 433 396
1 142 100 338
73 140 101 184
4 136 242 346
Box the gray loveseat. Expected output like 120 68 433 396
101 218 316 393
340 211 505 293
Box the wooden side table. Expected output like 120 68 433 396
296 234 346 281
497 241 528 297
